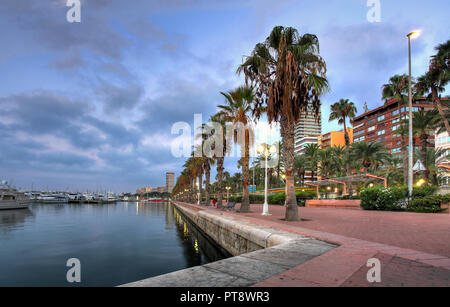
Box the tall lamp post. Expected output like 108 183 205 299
407 30 421 197
257 144 277 216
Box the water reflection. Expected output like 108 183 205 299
0 201 229 286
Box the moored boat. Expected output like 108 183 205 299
0 181 30 210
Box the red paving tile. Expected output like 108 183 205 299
218 203 450 257
175 202 450 286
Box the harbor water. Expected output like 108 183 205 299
0 202 229 286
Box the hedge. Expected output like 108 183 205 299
360 185 446 213
226 190 316 206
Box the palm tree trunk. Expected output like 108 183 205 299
205 165 211 206
281 116 299 222
432 88 450 133
240 132 251 212
216 157 224 208
401 138 408 185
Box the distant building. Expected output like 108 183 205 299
294 102 321 155
166 172 175 193
352 97 443 155
318 128 353 150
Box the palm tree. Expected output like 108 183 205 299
217 86 254 212
329 99 357 180
303 144 320 181
395 122 413 185
382 74 409 115
350 142 389 173
294 154 308 186
415 39 450 133
237 26 328 221
329 145 346 177
413 109 440 178
317 147 334 179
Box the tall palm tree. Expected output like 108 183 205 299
237 26 328 221
329 99 357 180
329 145 346 177
210 112 230 208
415 39 450 133
350 142 389 173
382 74 409 115
413 109 440 178
217 86 254 212
303 144 320 182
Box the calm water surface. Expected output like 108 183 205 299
0 202 229 286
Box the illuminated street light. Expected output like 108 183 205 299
407 30 421 198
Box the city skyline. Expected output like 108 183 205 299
0 1 449 191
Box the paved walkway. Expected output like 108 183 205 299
180 202 450 286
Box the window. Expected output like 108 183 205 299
368 126 375 132
355 136 365 143
377 115 385 122
377 130 385 136
378 137 385 142
392 125 400 131
368 119 375 125
392 118 400 124
412 107 419 112
378 123 385 128
392 110 399 116
392 148 401 154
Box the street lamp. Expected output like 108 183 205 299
226 186 231 202
257 144 277 216
407 30 421 198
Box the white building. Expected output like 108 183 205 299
435 130 450 186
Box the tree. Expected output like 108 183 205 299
237 26 328 221
217 86 255 212
329 99 357 181
382 74 409 115
350 142 389 173
210 112 230 208
317 147 334 179
303 144 320 181
294 154 308 186
413 109 440 178
415 39 450 133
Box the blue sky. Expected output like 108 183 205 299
0 0 448 192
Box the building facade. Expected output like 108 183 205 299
166 172 175 193
352 97 440 155
294 103 322 155
318 128 353 150
435 130 450 186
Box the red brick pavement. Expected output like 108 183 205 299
174 202 450 286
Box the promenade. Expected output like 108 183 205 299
186 202 450 287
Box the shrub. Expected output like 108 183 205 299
412 185 439 198
408 196 443 213
360 187 406 211
336 195 361 200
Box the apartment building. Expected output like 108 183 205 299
318 128 353 150
294 103 321 155
352 97 441 155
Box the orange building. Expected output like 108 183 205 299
318 128 353 149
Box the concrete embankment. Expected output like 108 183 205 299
120 201 336 287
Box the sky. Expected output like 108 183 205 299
0 0 448 192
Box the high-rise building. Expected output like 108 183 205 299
294 103 322 155
318 128 353 150
166 172 175 193
352 97 443 155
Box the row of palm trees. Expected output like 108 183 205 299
172 27 448 221
173 26 329 221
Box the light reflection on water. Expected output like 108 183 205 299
0 202 229 287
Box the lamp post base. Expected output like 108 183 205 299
261 202 271 216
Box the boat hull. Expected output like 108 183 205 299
0 200 29 210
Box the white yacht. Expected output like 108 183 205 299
0 181 30 210
37 193 68 203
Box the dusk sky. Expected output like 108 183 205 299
0 0 448 192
